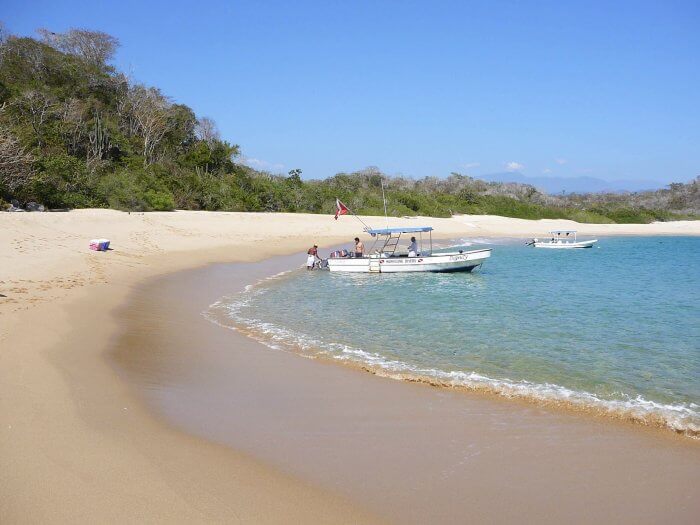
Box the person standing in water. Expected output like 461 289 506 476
354 237 365 258
307 244 320 269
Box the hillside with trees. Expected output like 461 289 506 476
0 25 697 223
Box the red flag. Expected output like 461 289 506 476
334 198 349 220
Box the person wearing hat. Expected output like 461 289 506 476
307 244 320 269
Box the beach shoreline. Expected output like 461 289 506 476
111 252 699 523
2 210 699 522
207 280 700 439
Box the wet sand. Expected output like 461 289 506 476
0 260 381 524
112 254 700 524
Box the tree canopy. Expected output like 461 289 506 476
0 26 697 222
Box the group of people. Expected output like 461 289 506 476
306 236 419 269
306 237 365 269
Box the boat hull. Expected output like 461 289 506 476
327 249 491 273
533 240 597 249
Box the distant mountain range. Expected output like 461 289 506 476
475 172 665 194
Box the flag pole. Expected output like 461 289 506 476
336 198 372 232
349 206 373 232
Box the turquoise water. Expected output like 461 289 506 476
209 237 700 435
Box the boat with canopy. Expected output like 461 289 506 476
528 230 598 249
326 225 491 273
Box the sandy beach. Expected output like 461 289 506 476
2 209 699 523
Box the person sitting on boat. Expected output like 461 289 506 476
354 237 365 258
408 236 418 257
306 245 320 270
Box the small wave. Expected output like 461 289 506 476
203 291 699 439
459 237 493 246
457 237 525 246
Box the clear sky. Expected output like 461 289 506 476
3 1 699 185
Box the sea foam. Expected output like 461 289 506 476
205 282 699 438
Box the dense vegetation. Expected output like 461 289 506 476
1 25 698 223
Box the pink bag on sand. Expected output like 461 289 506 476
89 239 110 251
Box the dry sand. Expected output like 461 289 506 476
1 209 699 523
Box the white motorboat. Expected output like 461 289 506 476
529 230 597 249
326 226 491 273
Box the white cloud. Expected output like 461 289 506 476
505 161 524 172
542 168 552 174
460 162 480 170
555 158 567 165
240 156 285 172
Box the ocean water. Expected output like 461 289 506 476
207 236 700 436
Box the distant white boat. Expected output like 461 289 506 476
326 226 491 273
528 230 598 249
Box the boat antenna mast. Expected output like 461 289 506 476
381 178 389 229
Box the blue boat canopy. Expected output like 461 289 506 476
366 226 433 236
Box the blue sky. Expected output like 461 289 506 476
3 1 699 186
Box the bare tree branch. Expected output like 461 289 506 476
0 21 9 46
13 89 56 148
37 27 119 66
59 98 86 155
125 85 175 165
0 125 35 191
195 116 220 144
